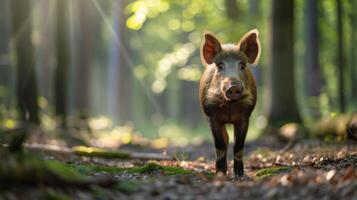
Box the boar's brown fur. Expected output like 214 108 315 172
199 29 261 178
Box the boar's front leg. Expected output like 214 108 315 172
209 119 229 175
233 119 249 178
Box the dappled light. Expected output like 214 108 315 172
0 0 356 199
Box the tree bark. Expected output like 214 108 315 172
180 80 200 128
10 0 40 124
55 0 69 127
336 0 346 112
225 0 240 21
74 1 94 119
266 0 301 127
36 1 53 102
305 0 321 118
248 0 261 23
167 69 180 120
117 0 133 124
0 0 12 112
349 0 357 103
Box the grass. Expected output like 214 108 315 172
254 166 291 180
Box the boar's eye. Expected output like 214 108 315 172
239 62 246 70
217 62 224 70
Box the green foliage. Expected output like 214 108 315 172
0 152 87 185
72 146 131 159
1 0 355 143
72 162 192 176
254 166 291 180
128 162 163 173
125 0 258 95
45 160 87 182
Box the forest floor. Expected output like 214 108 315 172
1 137 357 200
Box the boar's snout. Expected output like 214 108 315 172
225 85 242 101
223 81 244 101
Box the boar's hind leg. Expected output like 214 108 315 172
233 119 249 178
209 119 229 174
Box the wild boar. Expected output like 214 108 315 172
199 29 261 178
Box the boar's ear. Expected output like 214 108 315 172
201 32 221 65
237 29 261 65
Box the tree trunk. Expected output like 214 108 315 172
225 0 240 21
107 0 132 125
74 1 94 119
266 0 301 127
349 0 357 104
248 0 261 24
55 0 69 127
336 0 346 112
248 0 263 87
0 0 12 113
180 81 200 128
305 0 321 118
35 1 53 103
166 69 180 120
107 1 120 124
117 0 132 125
10 0 40 124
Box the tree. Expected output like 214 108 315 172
107 0 132 125
305 0 322 118
117 0 133 125
73 1 94 119
225 0 240 20
36 1 53 102
266 0 301 127
0 0 12 114
180 80 200 127
10 0 40 125
350 0 357 103
248 0 262 25
336 0 346 112
55 0 69 127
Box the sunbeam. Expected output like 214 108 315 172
11 0 42 43
91 0 163 115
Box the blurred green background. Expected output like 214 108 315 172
0 0 356 147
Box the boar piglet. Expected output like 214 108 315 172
199 29 261 178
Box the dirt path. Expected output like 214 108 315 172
1 140 356 200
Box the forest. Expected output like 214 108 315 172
0 0 356 199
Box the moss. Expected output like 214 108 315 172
72 162 192 176
254 166 291 180
72 146 131 159
72 164 126 175
0 153 87 185
44 160 87 182
127 162 163 173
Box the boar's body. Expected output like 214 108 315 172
199 30 261 178
199 52 257 123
